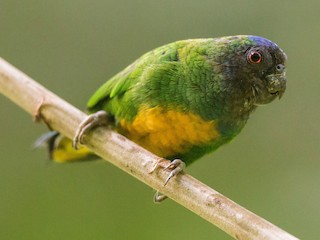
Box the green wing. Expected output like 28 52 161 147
86 41 185 120
86 39 215 122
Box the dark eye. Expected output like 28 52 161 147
247 51 263 64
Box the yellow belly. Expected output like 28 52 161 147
118 106 220 157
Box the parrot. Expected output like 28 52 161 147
37 35 287 196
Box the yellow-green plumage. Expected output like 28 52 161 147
43 35 287 165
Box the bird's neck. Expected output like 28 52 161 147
217 83 258 137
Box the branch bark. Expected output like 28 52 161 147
0 57 299 240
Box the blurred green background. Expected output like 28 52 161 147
0 1 319 239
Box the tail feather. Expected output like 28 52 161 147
35 131 94 163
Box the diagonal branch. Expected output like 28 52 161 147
0 57 299 240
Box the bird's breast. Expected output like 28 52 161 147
117 106 220 158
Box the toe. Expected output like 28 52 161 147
72 111 109 149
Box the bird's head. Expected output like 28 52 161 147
220 35 287 105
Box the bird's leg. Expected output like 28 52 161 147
73 110 110 149
150 158 186 203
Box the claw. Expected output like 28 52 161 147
73 110 109 149
149 158 186 203
148 158 167 174
149 158 185 185
163 159 186 186
153 191 168 203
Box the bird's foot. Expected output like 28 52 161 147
162 159 186 186
150 158 186 203
73 110 109 149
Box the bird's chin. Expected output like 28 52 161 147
254 92 279 106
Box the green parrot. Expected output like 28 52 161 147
38 35 287 174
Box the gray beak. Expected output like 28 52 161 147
265 71 286 99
